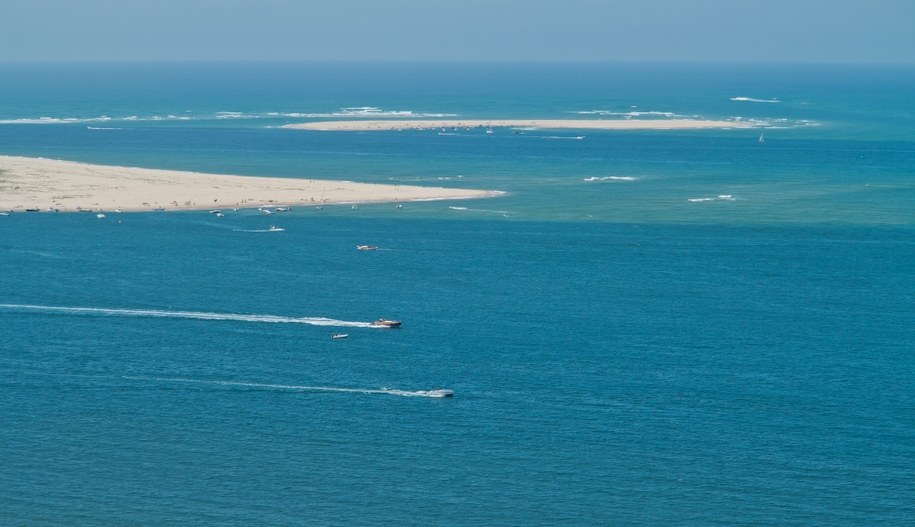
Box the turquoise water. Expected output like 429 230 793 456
1 62 914 525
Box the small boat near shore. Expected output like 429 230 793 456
370 319 402 328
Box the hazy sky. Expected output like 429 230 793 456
1 0 913 63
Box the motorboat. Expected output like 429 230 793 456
96 213 106 219
356 245 379 251
420 388 454 398
331 333 349 340
268 226 285 232
370 319 402 328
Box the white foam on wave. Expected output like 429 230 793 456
544 135 585 140
573 109 686 119
0 115 114 125
583 176 637 182
124 376 453 398
0 108 461 126
688 194 736 203
0 303 373 328
731 96 780 103
275 107 458 119
729 116 819 129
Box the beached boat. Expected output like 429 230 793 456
370 319 402 328
331 333 349 340
356 245 379 251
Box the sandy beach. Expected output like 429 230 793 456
0 155 496 212
284 118 750 132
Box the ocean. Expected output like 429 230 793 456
1 62 914 525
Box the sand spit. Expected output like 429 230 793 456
284 119 750 132
0 155 496 212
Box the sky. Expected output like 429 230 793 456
1 0 913 63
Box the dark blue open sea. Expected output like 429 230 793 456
1 62 914 525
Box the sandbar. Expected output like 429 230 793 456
284 119 750 132
0 155 496 212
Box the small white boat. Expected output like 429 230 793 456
331 333 349 340
419 388 454 398
96 213 106 219
356 245 379 251
268 225 284 232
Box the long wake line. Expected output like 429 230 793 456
124 376 453 398
0 303 374 328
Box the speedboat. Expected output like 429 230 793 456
370 319 402 328
356 245 379 251
268 225 284 232
331 333 349 340
420 388 454 398
96 213 106 219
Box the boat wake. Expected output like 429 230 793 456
0 303 374 328
448 206 512 217
124 376 454 398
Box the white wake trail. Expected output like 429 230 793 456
124 376 454 398
0 303 374 328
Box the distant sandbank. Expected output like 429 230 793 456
0 155 496 213
284 119 750 132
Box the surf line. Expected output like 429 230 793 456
0 303 373 328
124 376 454 398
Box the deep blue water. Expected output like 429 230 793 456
1 62 914 525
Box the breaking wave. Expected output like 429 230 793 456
688 194 736 202
0 107 457 125
573 109 689 119
583 176 637 182
731 96 780 103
